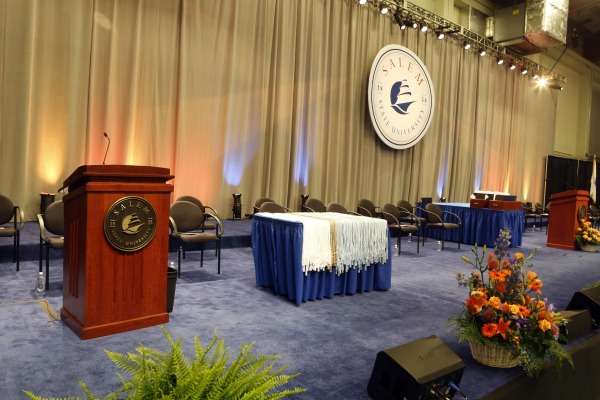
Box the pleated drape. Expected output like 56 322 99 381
0 0 556 220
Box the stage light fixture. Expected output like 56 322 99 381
479 49 486 56
380 4 388 14
521 68 528 75
496 57 504 65
232 193 242 220
359 0 367 4
411 20 418 29
532 71 540 80
420 23 428 32
393 12 406 30
436 30 445 40
463 41 471 50
509 63 516 70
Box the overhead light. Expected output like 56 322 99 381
509 63 516 70
411 20 418 29
463 41 471 50
532 71 540 80
497 57 504 65
380 4 388 14
436 30 445 40
479 49 486 56
521 68 528 75
420 23 428 32
393 13 406 30
359 0 367 4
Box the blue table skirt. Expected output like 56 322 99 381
251 215 392 305
421 203 523 248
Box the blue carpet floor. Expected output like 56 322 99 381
0 221 599 399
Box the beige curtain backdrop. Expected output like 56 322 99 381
0 0 556 221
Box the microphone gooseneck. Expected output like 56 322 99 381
103 132 111 165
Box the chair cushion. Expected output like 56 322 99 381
47 237 64 249
0 227 17 237
399 224 419 233
176 232 218 243
428 223 459 229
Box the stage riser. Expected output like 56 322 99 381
0 220 253 263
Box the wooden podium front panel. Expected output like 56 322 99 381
61 166 173 340
547 190 589 250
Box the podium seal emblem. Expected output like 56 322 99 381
104 196 157 252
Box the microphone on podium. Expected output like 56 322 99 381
103 132 111 165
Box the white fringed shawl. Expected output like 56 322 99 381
259 213 388 275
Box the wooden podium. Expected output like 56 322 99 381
60 165 174 340
547 190 589 250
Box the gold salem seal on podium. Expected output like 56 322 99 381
104 196 158 252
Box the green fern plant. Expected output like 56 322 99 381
24 326 306 400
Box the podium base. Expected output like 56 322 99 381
61 307 169 340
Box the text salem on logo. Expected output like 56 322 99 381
368 44 435 150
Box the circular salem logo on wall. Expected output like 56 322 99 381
104 196 157 252
368 44 435 149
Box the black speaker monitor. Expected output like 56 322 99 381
566 286 600 329
367 335 465 400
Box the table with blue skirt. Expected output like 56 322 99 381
421 202 524 248
251 213 392 305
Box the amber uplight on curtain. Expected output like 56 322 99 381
0 0 556 220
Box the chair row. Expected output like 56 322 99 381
252 197 462 254
33 195 224 289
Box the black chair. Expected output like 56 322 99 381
522 202 537 231
258 202 291 213
534 202 549 232
357 199 379 217
0 194 25 271
381 203 420 254
177 195 220 256
169 200 223 277
590 204 600 230
37 200 64 290
304 198 326 212
253 197 276 214
176 195 220 232
396 200 426 226
424 203 462 250
326 202 360 215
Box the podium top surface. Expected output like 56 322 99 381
549 190 590 201
63 165 174 192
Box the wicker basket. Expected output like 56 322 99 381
469 341 519 368
580 244 598 253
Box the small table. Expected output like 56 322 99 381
420 203 524 248
252 213 392 305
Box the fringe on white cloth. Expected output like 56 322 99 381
258 212 388 275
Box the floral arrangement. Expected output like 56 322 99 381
576 219 600 246
449 228 573 377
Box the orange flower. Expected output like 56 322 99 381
514 252 523 261
509 304 520 315
488 296 503 310
526 270 538 285
529 279 543 294
494 282 507 293
518 305 531 317
496 317 513 340
538 319 552 332
481 323 498 338
488 254 499 271
489 270 505 282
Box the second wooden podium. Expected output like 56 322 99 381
60 165 174 340
547 190 589 251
